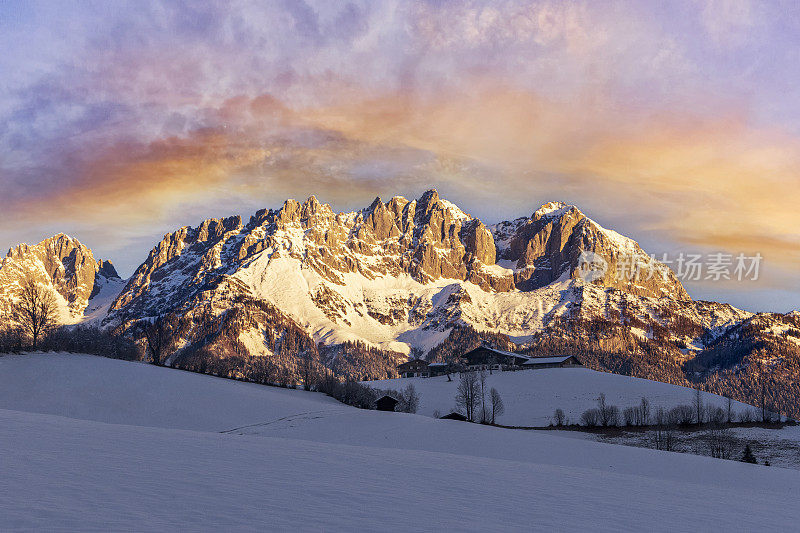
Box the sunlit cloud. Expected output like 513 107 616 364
1 0 799 311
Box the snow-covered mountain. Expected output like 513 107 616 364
1 191 798 416
102 190 702 352
0 234 122 323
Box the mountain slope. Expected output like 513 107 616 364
0 234 121 323
1 192 797 416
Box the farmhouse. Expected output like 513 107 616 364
397 359 429 378
462 345 529 370
522 355 582 369
396 348 582 378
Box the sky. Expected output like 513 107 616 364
0 0 798 312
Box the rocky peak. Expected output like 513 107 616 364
532 201 574 221
301 195 326 217
492 202 689 299
0 234 117 319
386 196 409 217
414 189 441 223
460 220 496 266
96 260 120 280
363 197 400 241
277 199 302 224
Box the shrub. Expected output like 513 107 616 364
670 404 695 426
581 408 600 427
40 326 140 361
623 406 636 426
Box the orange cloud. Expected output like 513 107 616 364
7 129 268 226
304 85 800 272
5 85 800 288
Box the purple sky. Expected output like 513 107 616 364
1 0 799 312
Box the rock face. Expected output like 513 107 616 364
98 190 708 371
491 202 689 299
109 192 688 327
0 234 119 320
108 190 511 321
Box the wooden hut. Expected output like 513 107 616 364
376 395 399 412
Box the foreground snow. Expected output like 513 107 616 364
0 352 342 431
2 353 799 531
366 368 753 426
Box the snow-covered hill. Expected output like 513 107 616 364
0 353 342 431
366 368 753 427
2 353 799 531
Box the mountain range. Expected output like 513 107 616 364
2 190 799 416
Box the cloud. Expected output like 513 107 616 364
1 0 799 311
699 0 759 47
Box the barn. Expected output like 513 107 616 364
440 412 468 421
375 395 399 412
462 346 529 370
522 355 582 369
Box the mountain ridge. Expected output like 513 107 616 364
1 191 798 417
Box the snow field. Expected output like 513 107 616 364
1 353 799 531
366 367 753 427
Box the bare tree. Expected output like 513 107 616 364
652 406 676 451
705 426 735 459
10 276 59 350
581 408 600 427
639 397 651 426
726 396 733 424
144 316 170 366
299 349 317 391
694 387 704 425
671 404 694 426
623 406 636 426
707 406 726 425
398 384 420 413
455 371 480 422
596 393 619 427
552 408 566 427
489 387 504 424
479 370 488 423
760 383 768 423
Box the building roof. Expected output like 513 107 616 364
397 359 429 369
428 362 449 367
522 355 576 365
463 345 529 364
376 395 399 402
